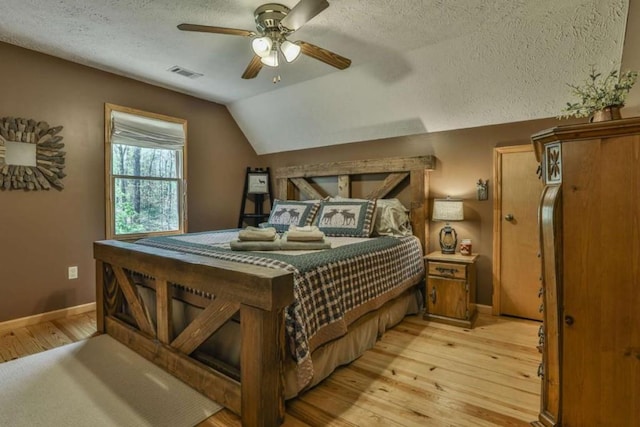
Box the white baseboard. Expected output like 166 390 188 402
476 304 493 315
0 302 96 332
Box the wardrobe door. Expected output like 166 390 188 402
561 136 640 426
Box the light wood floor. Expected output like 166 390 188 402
0 312 541 426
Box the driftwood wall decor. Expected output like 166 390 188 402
0 117 65 191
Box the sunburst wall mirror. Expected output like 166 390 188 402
0 117 65 191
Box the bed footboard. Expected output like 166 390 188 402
94 240 294 427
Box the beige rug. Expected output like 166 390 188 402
0 335 222 426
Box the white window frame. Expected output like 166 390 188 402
104 103 187 240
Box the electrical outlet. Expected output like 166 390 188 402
68 266 78 280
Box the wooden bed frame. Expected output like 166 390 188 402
93 155 434 426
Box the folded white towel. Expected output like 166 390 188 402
289 225 315 232
238 226 277 241
230 238 281 251
287 225 325 241
281 234 331 250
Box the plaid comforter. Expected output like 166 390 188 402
136 230 424 388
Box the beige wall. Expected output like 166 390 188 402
0 42 259 322
622 0 640 117
262 117 566 306
2 37 611 320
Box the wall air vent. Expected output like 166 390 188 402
167 66 203 79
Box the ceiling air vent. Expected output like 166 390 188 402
167 66 203 79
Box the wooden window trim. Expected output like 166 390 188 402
104 103 188 240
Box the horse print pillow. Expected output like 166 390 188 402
315 199 377 237
265 200 320 233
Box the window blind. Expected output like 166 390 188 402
111 110 185 149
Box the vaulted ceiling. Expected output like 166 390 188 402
0 0 630 154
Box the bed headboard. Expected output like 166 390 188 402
273 156 436 253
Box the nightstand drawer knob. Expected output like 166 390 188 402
430 287 437 304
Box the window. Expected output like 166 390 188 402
105 104 187 239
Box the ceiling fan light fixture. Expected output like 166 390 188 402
179 1 351 79
260 48 279 67
280 40 301 63
251 36 273 58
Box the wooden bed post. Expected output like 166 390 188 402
410 168 429 254
241 305 287 426
95 260 105 333
275 177 289 200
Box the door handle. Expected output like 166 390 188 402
504 214 514 221
430 287 437 305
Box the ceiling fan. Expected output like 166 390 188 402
177 0 351 79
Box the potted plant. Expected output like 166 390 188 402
559 66 638 122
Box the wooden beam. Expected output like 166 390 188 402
156 279 172 344
275 177 288 200
105 316 241 415
94 241 294 311
410 169 428 253
112 266 156 337
274 156 435 179
104 272 120 317
286 180 295 200
337 175 350 198
365 172 409 199
171 299 240 355
290 177 324 200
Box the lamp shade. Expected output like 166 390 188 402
260 48 279 67
432 198 464 222
251 36 273 58
280 40 301 63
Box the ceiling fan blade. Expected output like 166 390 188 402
280 0 329 31
177 23 255 37
242 55 263 79
299 41 351 70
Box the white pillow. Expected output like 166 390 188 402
372 198 413 237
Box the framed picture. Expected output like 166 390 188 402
247 172 269 194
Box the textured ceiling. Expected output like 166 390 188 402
0 0 630 154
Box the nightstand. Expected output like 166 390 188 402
423 251 479 328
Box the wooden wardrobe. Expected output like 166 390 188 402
531 117 640 427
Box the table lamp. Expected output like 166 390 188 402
432 198 464 254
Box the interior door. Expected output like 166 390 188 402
493 146 544 320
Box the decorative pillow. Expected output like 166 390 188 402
265 200 320 232
315 199 377 237
372 198 413 237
